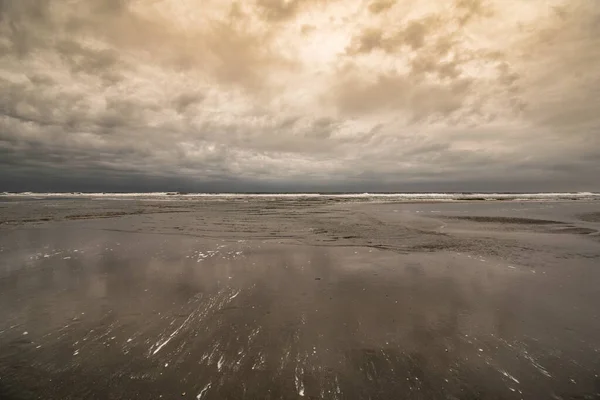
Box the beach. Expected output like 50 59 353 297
1 195 599 399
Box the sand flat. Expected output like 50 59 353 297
1 197 599 399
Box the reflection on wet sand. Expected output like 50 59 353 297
1 200 600 399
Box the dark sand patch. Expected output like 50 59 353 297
551 227 597 235
443 216 563 225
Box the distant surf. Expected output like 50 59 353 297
1 192 599 201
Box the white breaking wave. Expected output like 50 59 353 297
1 192 599 201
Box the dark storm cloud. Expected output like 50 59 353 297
0 0 599 191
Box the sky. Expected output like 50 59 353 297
1 0 599 192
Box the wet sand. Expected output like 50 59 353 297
1 197 599 399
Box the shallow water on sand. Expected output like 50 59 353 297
1 201 600 399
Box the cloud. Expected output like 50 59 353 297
454 0 493 25
346 15 445 55
329 71 475 125
255 0 304 22
368 0 395 14
516 2 600 133
0 0 599 191
336 3 520 124
254 0 333 22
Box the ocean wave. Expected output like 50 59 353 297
1 192 599 201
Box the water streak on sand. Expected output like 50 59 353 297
151 311 195 355
499 369 520 384
196 383 211 399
